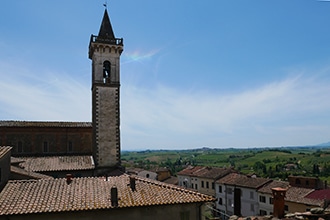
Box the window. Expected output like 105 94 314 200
218 197 223 205
103 60 111 82
201 181 204 188
43 141 48 153
68 141 73 152
219 185 222 193
260 210 267 216
269 197 273 204
18 141 23 153
228 199 232 207
250 191 254 199
227 187 233 194
259 195 266 203
206 182 209 189
212 182 215 189
250 204 255 212
284 205 288 211
191 183 194 189
306 180 309 186
195 184 198 190
295 178 301 185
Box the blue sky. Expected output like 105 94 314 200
1 1 330 150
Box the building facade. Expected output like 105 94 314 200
177 166 233 196
215 173 271 217
0 121 92 156
257 180 290 216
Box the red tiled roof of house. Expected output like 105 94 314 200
162 176 178 185
192 167 232 179
18 155 95 172
0 146 11 158
10 166 54 180
216 173 271 189
258 180 290 194
285 186 322 206
177 166 204 176
0 175 215 215
305 189 330 200
177 166 233 180
0 120 91 127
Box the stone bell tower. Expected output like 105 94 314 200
88 9 123 174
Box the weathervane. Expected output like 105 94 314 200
103 1 108 9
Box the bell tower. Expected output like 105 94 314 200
88 9 123 174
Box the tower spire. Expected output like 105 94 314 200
97 8 115 40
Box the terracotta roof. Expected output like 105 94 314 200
285 186 321 206
177 166 204 176
0 175 215 215
10 166 54 180
18 155 95 172
162 176 178 185
258 180 290 194
305 189 330 200
177 166 233 180
192 167 232 179
10 157 25 164
0 146 11 158
0 120 91 127
216 173 271 189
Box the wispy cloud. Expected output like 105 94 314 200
121 72 330 149
0 61 90 121
1 60 330 149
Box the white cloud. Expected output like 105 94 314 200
1 60 330 150
121 73 330 149
0 61 91 121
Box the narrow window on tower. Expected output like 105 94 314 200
103 60 111 83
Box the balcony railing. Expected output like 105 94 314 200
90 35 123 46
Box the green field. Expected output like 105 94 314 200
121 146 330 182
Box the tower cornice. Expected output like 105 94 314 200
88 35 123 59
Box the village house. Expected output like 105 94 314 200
257 180 290 215
178 165 330 218
177 166 233 196
215 173 271 217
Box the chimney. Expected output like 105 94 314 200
130 176 136 191
66 174 73 185
111 186 118 207
272 187 287 219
